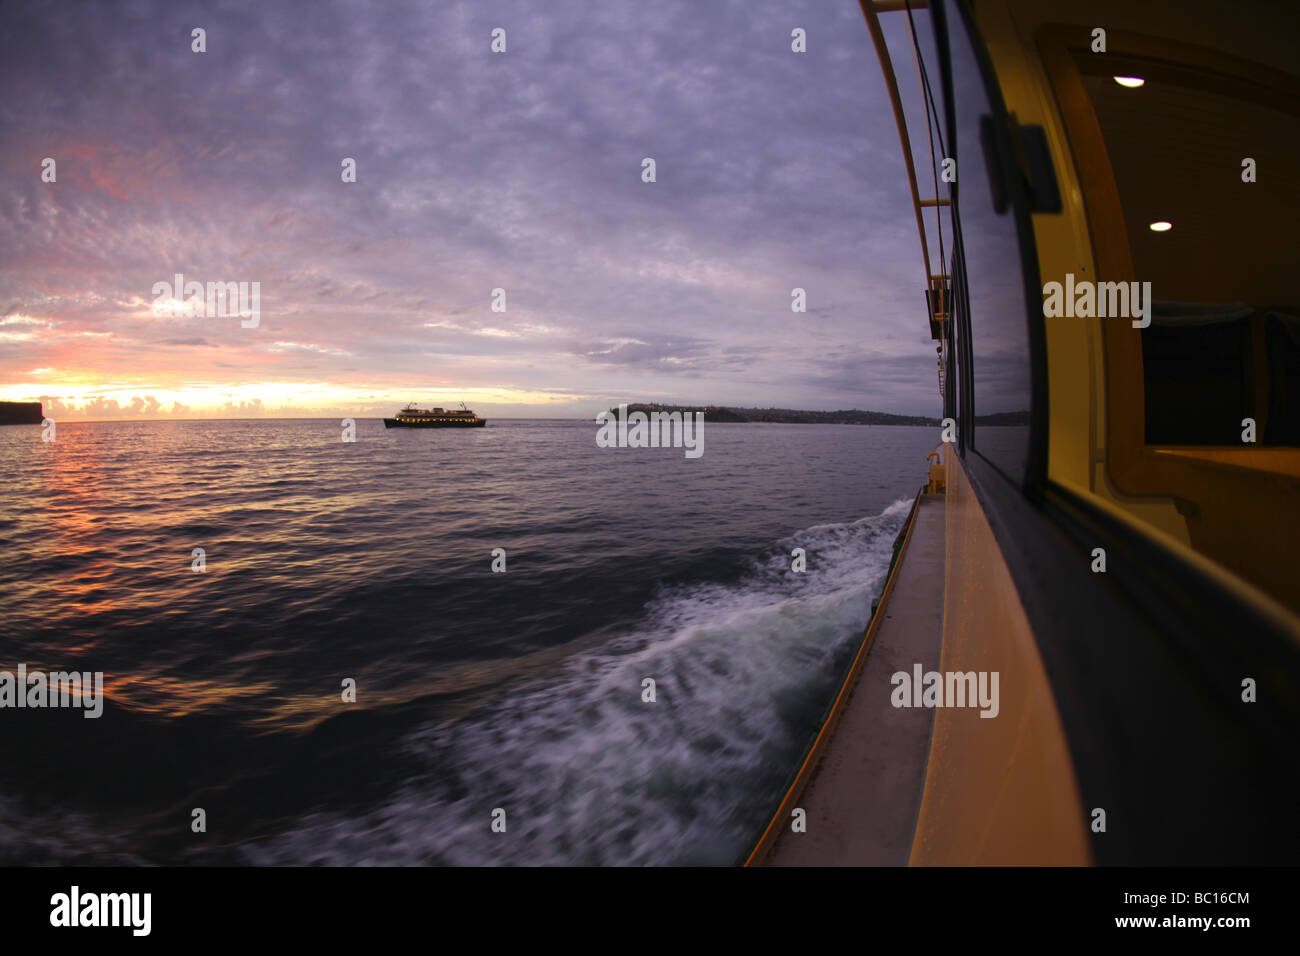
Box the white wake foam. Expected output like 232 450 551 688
244 498 912 866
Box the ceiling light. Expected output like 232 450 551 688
1114 76 1145 88
1149 221 1172 232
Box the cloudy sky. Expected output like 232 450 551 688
1 0 951 420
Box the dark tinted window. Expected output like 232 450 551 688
945 5 1036 481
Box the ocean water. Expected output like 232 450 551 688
0 418 934 865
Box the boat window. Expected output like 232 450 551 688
1037 18 1300 613
945 3 1038 485
1079 67 1300 447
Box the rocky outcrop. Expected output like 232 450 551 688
0 401 43 425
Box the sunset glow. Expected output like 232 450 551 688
0 2 956 421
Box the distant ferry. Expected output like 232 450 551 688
383 402 485 428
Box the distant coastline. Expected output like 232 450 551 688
0 408 1045 426
610 403 940 426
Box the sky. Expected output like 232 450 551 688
1 0 951 420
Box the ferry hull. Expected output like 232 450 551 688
383 417 485 428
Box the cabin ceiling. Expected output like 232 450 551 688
1081 71 1300 309
1003 0 1300 79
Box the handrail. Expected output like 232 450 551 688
858 0 952 403
859 0 933 286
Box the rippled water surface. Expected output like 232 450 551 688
0 418 934 864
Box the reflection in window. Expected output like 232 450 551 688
946 8 1035 481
